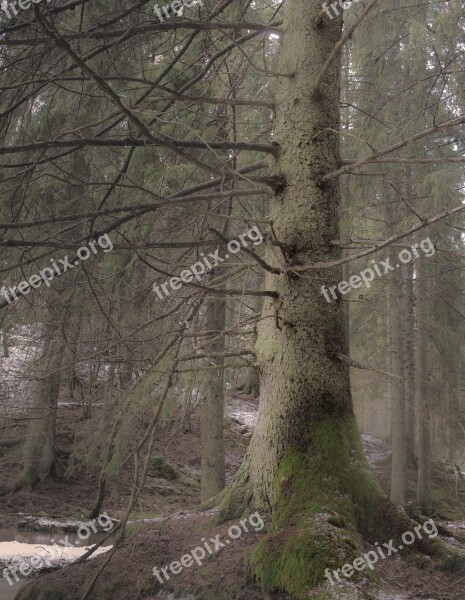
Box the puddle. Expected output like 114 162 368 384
0 528 109 546
0 528 112 548
0 528 114 600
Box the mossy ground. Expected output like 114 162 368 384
430 538 465 571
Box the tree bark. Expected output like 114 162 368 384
404 259 417 467
19 317 63 487
240 294 261 398
416 249 433 513
219 2 393 594
387 198 408 506
201 295 226 502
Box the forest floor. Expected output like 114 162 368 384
1 396 465 600
0 396 256 526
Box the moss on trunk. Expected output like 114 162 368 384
224 417 399 598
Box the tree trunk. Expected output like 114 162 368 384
89 360 117 519
244 362 260 399
387 199 408 506
404 259 417 467
240 295 261 398
219 3 393 594
201 295 226 502
19 318 63 487
389 272 407 505
416 250 433 513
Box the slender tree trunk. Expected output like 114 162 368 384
241 295 261 398
19 317 63 487
244 362 260 399
389 278 407 504
89 360 117 519
387 195 408 505
201 295 226 502
416 250 433 513
200 38 239 500
404 259 417 467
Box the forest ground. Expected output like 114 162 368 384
1 397 465 600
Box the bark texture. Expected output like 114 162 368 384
404 260 417 468
19 317 63 487
219 2 391 596
201 295 226 502
416 250 433 513
387 200 408 506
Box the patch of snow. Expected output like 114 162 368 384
361 433 391 468
445 521 465 530
130 508 218 526
0 540 111 573
226 398 258 434
17 515 117 532
33 517 91 529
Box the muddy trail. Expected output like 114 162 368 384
1 398 465 600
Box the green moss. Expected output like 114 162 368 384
219 416 416 599
148 456 178 480
431 486 462 520
271 417 385 535
216 456 251 519
328 516 345 528
181 474 200 490
248 517 359 599
431 539 465 571
244 417 399 599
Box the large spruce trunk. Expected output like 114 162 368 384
219 1 390 596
